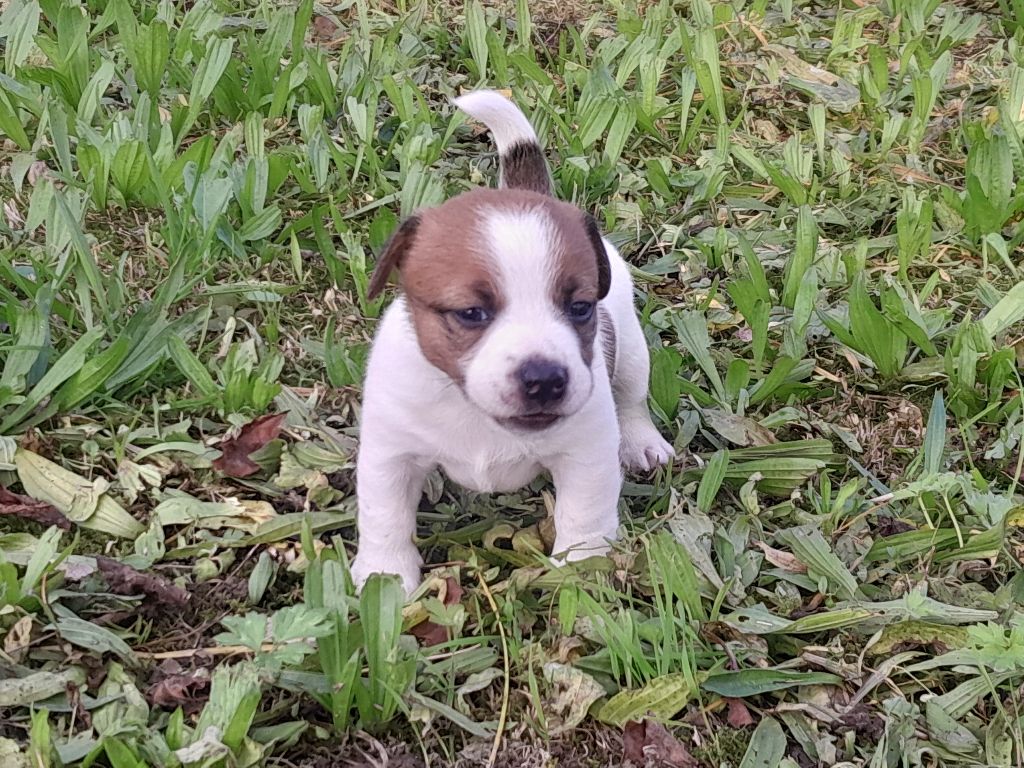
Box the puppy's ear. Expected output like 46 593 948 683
367 215 421 300
583 213 611 300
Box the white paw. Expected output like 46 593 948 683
349 548 422 598
620 417 675 473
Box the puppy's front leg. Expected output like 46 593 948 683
547 436 624 564
350 445 429 597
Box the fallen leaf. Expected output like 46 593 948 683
511 523 545 553
116 459 162 505
703 409 777 447
97 557 189 608
889 164 946 186
755 542 808 573
409 620 447 646
154 494 278 533
3 616 33 663
212 413 287 477
738 716 787 767
623 719 697 767
3 199 23 229
766 44 860 112
554 635 586 663
622 721 645 764
310 15 340 43
0 669 86 707
148 672 210 714
538 514 557 551
598 672 698 727
454 668 503 714
93 662 149 736
0 485 71 530
173 725 228 764
867 620 969 657
543 662 607 736
877 517 916 537
667 511 726 591
440 576 464 605
15 448 143 538
409 576 464 647
835 703 884 741
727 697 756 728
27 161 50 186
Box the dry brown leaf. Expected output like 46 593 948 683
726 697 756 728
96 557 190 608
409 576 464 647
755 542 809 573
623 720 697 767
27 161 50 186
3 199 23 229
0 486 72 530
554 636 586 663
148 669 210 714
4 616 33 663
311 15 343 44
212 413 287 477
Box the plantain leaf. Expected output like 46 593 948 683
703 669 841 698
596 672 699 727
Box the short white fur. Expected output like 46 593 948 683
351 91 674 596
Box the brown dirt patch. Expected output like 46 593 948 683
287 726 627 768
139 571 250 655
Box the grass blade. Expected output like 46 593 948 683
673 311 726 404
0 327 104 433
922 389 946 476
696 449 729 513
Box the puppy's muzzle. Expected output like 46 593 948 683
518 358 568 407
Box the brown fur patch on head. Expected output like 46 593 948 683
372 188 612 383
396 191 503 385
368 215 421 300
545 201 612 367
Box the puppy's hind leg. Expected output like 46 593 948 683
612 306 675 473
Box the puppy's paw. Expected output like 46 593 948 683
350 549 422 598
620 417 675 473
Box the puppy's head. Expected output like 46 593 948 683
368 188 611 432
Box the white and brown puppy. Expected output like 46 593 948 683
350 90 673 595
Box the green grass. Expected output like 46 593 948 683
1 0 1024 765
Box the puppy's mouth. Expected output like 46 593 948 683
498 413 563 431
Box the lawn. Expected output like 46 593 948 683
1 0 1024 765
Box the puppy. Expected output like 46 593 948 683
350 90 673 596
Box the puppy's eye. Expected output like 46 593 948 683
568 301 595 323
453 307 492 327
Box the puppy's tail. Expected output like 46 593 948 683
453 90 552 196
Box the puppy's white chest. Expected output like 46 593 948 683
439 453 543 494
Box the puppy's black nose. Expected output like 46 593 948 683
518 359 568 406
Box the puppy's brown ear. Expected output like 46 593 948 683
367 215 421 300
583 213 611 300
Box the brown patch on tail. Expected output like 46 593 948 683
502 141 552 196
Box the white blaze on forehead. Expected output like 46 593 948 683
459 202 594 422
484 206 558 318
